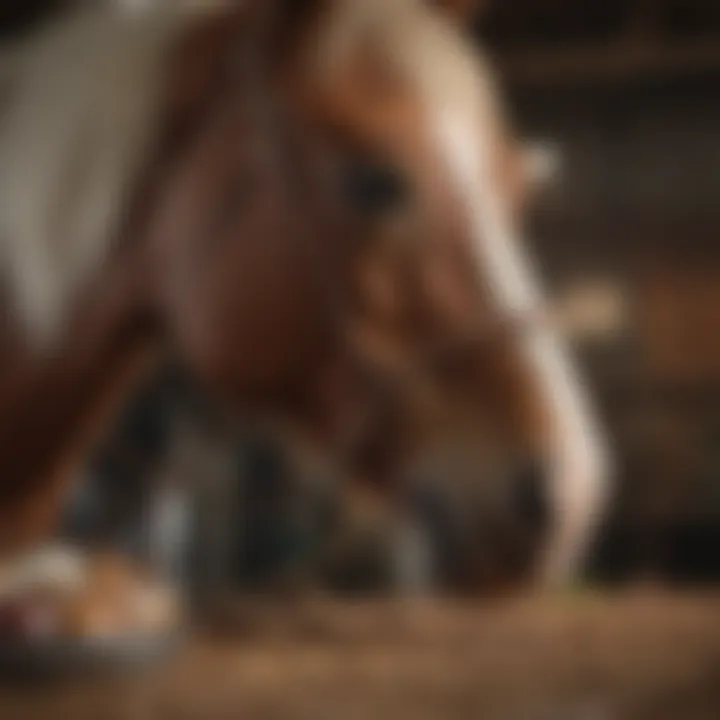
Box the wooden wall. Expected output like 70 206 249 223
486 2 720 578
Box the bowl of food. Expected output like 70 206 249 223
0 544 183 678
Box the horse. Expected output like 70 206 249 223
0 0 609 592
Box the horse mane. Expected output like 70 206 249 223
0 8 190 346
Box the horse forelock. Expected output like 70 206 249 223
0 9 189 347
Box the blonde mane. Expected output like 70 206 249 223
0 9 187 346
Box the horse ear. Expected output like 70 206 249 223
269 0 328 25
243 0 328 68
431 0 487 24
248 1 326 39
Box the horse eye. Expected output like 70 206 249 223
343 160 410 216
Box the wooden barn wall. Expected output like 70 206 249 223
499 70 720 537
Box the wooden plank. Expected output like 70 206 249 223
638 268 720 384
497 39 720 86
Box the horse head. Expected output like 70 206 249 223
252 0 610 590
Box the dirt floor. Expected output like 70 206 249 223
1 592 720 720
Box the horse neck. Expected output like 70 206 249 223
0 262 160 554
